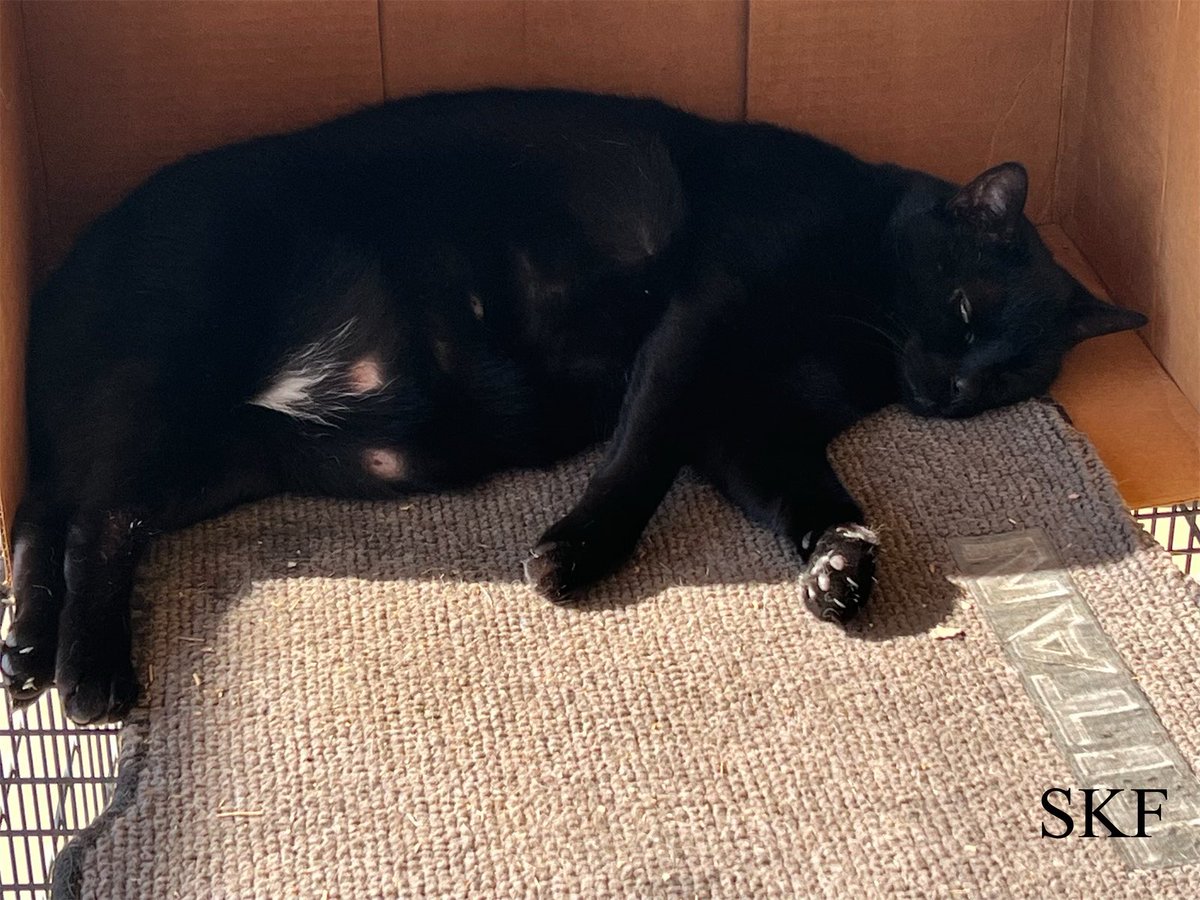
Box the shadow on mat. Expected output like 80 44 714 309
131 465 1056 647
126 394 1158 655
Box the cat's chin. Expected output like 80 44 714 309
903 397 986 419
902 395 941 418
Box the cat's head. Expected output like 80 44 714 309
889 162 1146 418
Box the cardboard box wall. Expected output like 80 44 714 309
1 0 1197 574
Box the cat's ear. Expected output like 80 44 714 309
948 162 1028 243
1068 281 1147 344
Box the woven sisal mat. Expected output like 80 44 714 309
54 400 1200 897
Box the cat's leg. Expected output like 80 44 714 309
525 271 740 601
697 440 878 623
3 451 278 723
51 456 282 724
1 495 67 704
53 507 149 723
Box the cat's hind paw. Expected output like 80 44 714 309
56 657 139 726
802 523 878 623
1 634 56 706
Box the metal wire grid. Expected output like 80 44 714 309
0 601 121 900
0 502 1195 896
1133 500 1200 578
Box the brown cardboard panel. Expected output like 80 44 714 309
1058 0 1199 412
1152 0 1200 413
21 0 385 272
1060 0 1173 322
746 0 1068 223
1043 226 1200 509
380 0 745 119
0 0 41 571
1051 0 1094 224
1054 331 1200 509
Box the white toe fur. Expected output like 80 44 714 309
835 524 879 544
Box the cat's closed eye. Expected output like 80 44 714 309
952 288 971 323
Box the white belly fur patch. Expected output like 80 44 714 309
249 320 385 425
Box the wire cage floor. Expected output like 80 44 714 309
1134 500 1200 578
1 501 1197 897
0 601 119 898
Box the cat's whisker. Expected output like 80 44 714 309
823 314 902 350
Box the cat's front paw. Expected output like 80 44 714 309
523 539 584 603
524 514 639 604
801 523 878 623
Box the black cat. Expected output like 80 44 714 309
0 89 1145 724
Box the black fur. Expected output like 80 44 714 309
0 89 1145 723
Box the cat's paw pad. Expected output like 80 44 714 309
1 635 55 705
802 524 878 624
56 653 139 725
523 540 583 603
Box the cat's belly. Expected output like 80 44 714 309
238 233 663 498
257 332 624 499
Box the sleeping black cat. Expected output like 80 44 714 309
1 89 1145 724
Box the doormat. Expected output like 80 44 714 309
54 400 1200 897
